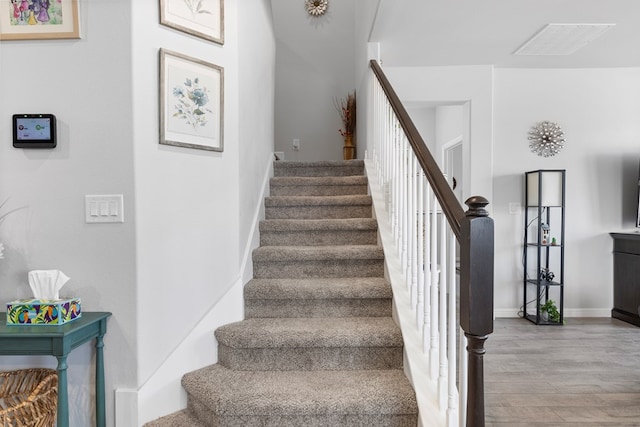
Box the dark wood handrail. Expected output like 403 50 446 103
370 59 494 427
370 59 465 240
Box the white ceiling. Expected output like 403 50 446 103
370 0 640 68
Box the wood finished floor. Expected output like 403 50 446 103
486 317 640 426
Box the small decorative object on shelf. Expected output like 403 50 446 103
305 0 328 16
334 91 356 160
528 121 565 157
539 299 561 323
523 169 566 325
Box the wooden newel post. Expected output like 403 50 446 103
460 196 494 427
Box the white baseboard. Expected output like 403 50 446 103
494 308 611 318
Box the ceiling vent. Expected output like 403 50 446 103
514 23 616 56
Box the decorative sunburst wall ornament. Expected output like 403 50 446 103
528 121 566 157
305 0 328 16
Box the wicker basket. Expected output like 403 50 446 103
0 369 57 427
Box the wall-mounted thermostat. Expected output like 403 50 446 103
13 114 57 148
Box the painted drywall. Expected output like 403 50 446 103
406 107 437 153
132 0 240 395
0 1 136 425
238 0 276 284
355 0 381 159
272 0 356 161
381 65 494 209
133 0 276 424
493 67 640 317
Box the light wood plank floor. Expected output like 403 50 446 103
485 317 640 426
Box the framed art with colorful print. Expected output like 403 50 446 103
0 0 80 41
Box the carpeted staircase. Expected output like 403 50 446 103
145 160 418 427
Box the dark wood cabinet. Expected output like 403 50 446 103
611 232 640 327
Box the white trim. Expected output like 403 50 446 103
494 308 611 318
440 136 463 167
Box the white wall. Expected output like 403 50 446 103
272 0 356 161
0 1 136 425
132 0 240 391
493 67 640 317
372 64 640 317
406 107 436 152
133 0 275 424
0 0 275 425
238 0 276 284
383 65 494 207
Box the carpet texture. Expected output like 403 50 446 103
144 160 418 427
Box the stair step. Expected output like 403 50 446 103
147 161 418 426
183 365 418 427
270 176 368 196
244 277 392 318
265 195 372 220
260 218 377 246
252 245 384 279
273 160 365 177
216 317 403 371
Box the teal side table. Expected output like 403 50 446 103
0 311 111 427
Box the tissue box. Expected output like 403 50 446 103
6 298 81 325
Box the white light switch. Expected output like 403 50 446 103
85 195 124 223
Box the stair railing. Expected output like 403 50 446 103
367 59 494 427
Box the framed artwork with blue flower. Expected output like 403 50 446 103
159 49 224 152
0 0 80 40
160 0 223 45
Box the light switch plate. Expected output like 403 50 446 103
85 195 124 223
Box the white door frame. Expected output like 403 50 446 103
441 136 463 202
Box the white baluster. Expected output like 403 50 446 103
409 154 418 305
439 215 448 410
430 194 439 380
447 228 459 427
416 170 425 331
423 185 432 353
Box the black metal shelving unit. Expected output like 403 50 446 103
523 169 566 325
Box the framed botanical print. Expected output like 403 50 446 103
159 49 224 152
0 0 80 40
160 0 224 45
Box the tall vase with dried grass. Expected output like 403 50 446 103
334 92 356 160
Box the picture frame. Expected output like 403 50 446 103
0 0 80 41
160 0 224 45
159 49 224 152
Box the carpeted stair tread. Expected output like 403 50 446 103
215 317 402 348
245 277 391 300
183 364 417 417
244 278 392 318
265 195 372 207
259 218 378 246
273 160 364 177
270 176 368 196
260 218 377 232
252 245 384 262
271 175 368 186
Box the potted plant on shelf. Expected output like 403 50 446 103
539 299 561 323
334 91 356 160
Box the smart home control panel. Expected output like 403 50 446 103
13 114 57 148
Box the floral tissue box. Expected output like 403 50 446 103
6 298 81 325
